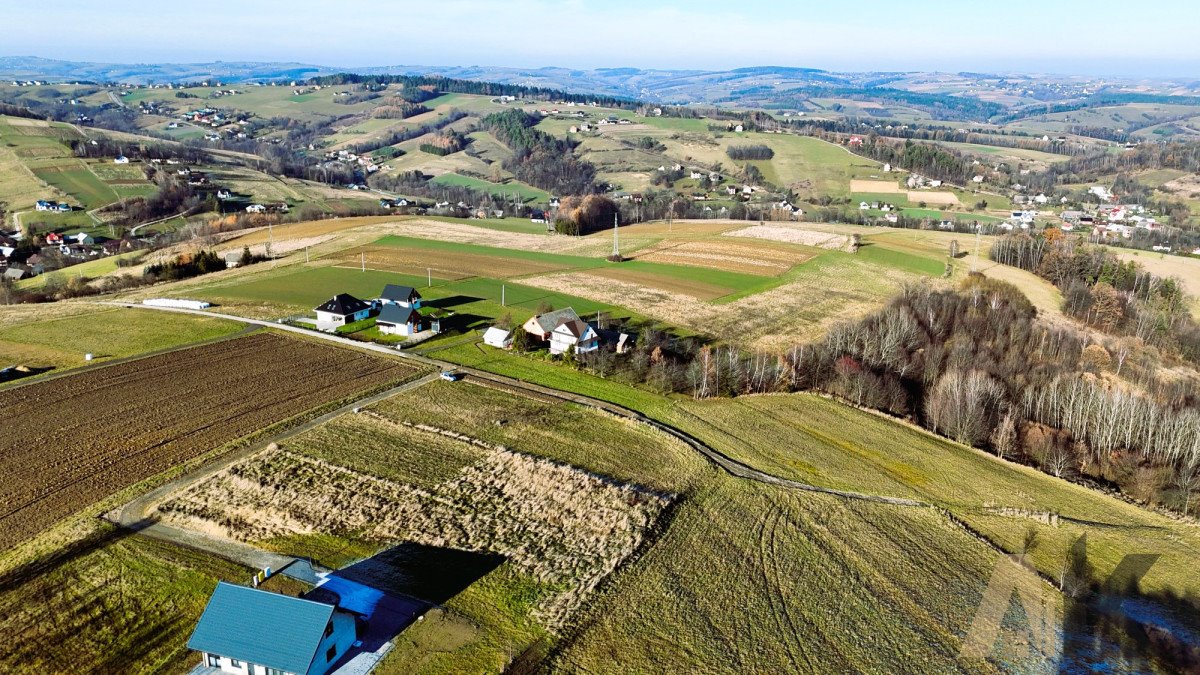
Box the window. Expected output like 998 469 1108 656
230 659 241 668
324 622 334 638
326 645 337 662
207 654 220 667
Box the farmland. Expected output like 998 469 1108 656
154 379 693 671
0 306 244 374
0 332 417 550
198 380 1053 672
662 394 1200 602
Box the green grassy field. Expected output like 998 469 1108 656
0 527 256 674
664 393 1200 602
16 252 143 290
0 307 244 374
170 263 630 335
856 242 946 276
337 381 1052 672
429 173 550 202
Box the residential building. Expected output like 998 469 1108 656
188 582 356 675
379 284 421 309
522 307 582 342
314 294 371 329
376 304 423 337
550 318 600 355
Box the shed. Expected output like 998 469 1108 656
188 582 356 675
483 326 513 349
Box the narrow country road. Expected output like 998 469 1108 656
104 372 441 582
98 300 928 508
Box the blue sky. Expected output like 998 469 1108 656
7 0 1200 77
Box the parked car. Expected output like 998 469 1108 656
439 370 461 382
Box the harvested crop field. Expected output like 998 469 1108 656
849 179 903 193
332 244 572 280
724 224 849 250
0 332 416 550
584 266 736 300
911 190 960 205
632 239 815 275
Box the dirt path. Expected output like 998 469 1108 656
98 301 927 508
104 372 440 580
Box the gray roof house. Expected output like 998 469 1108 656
188 582 357 675
376 303 423 337
379 284 422 308
522 307 581 340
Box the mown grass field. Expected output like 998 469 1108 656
16 251 143 290
0 306 244 375
664 393 1200 602
336 381 1052 672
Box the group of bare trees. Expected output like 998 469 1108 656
1024 375 1200 471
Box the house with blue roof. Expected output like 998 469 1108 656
188 582 357 675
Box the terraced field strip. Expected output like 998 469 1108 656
582 259 786 301
631 238 817 276
30 163 119 209
0 332 418 550
333 244 578 280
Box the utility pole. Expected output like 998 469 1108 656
611 212 620 260
361 251 365 272
427 268 431 286
305 246 309 263
501 284 506 307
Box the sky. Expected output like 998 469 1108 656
6 0 1200 77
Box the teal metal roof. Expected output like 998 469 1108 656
188 582 335 674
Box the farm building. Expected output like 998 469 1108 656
188 582 356 675
379 284 422 308
522 307 582 342
376 304 423 337
483 326 513 349
315 294 371 329
550 318 600 355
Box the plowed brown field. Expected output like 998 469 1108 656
0 332 416 550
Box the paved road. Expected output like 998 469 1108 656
98 301 927 508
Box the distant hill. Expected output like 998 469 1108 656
3 55 1198 121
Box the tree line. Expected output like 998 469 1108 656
482 109 597 195
306 73 638 109
990 233 1200 361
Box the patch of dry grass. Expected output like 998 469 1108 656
633 238 817 275
724 224 850 250
158 435 672 629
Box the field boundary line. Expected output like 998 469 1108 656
103 372 440 580
100 301 928 507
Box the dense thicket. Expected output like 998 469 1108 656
726 144 774 160
143 250 225 281
852 137 975 185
